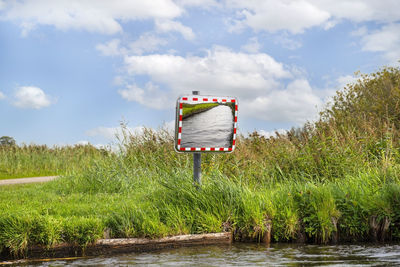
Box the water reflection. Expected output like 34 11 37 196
181 105 234 148
18 243 400 266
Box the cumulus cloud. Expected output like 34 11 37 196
118 82 172 109
361 23 400 64
13 86 54 109
228 0 330 34
227 0 400 34
120 46 325 124
128 33 168 55
242 79 323 123
0 91 5 100
1 0 182 35
308 0 400 23
124 46 291 99
155 19 195 40
174 0 219 8
225 1 400 64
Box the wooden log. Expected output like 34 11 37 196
1 232 233 261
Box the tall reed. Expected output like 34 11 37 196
0 144 109 179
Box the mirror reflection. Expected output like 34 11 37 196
180 101 235 148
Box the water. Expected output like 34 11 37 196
16 243 400 266
181 105 234 148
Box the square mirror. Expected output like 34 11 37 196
175 95 238 152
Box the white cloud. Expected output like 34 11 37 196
174 0 219 8
128 33 168 55
242 79 323 123
308 0 400 24
361 23 400 64
0 91 5 99
1 0 182 35
155 19 195 40
226 0 400 34
228 0 330 34
4 0 400 39
224 1 400 64
124 46 291 99
118 82 171 109
121 46 325 124
13 86 54 109
241 37 261 53
96 39 123 56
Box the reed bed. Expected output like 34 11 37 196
0 144 109 179
1 66 400 258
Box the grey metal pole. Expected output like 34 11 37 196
192 90 201 187
193 153 201 186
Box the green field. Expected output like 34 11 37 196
1 66 400 258
182 103 219 118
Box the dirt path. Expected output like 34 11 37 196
0 176 58 186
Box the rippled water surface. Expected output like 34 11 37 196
18 243 400 266
181 105 234 148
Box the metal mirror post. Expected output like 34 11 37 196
192 91 201 187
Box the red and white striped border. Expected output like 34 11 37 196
176 96 238 153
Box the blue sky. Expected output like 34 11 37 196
0 0 399 146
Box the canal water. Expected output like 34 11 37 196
181 105 234 148
18 243 400 266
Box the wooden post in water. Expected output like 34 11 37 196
192 90 201 187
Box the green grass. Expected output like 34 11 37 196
0 144 109 179
1 66 400 258
182 103 219 118
1 162 399 256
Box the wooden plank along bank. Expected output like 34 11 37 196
1 232 236 261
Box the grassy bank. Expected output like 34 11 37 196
1 66 400 258
1 157 399 257
182 103 219 118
